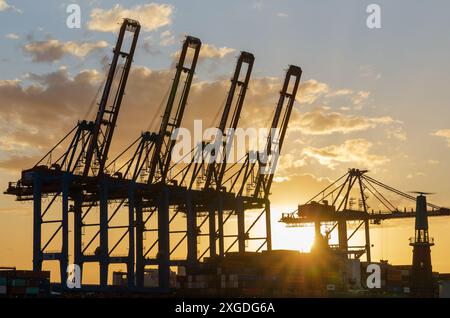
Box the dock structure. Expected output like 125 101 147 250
280 168 450 261
5 18 303 292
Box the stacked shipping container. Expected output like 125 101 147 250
0 270 50 297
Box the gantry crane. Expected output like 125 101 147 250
4 19 141 287
173 51 255 191
213 65 302 256
97 36 201 289
147 36 202 184
165 51 255 262
5 25 304 292
106 36 201 183
280 168 450 261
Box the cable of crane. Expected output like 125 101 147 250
105 135 142 171
264 104 277 132
363 175 441 210
34 124 79 167
167 145 197 175
147 82 172 132
209 93 228 129
82 73 107 121
304 172 349 205
82 61 124 121
360 180 396 213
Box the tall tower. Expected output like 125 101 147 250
409 194 436 297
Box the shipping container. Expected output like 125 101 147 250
8 286 27 295
26 287 39 295
10 279 26 287
439 281 450 298
387 269 402 282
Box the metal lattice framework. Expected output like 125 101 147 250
280 168 450 261
5 19 141 287
5 21 303 292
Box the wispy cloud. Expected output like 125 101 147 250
351 90 370 107
0 0 21 13
171 43 235 65
5 33 19 40
297 79 329 104
159 30 176 46
360 64 382 80
23 39 108 63
432 129 450 147
276 12 288 18
88 3 173 32
292 107 397 135
200 44 235 59
302 139 389 169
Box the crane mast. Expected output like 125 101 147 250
203 52 254 190
253 65 302 199
175 51 254 191
147 36 201 184
3 19 308 290
83 19 141 177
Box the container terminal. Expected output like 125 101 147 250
2 18 450 298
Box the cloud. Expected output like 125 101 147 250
325 88 372 110
386 126 407 141
159 30 176 46
327 89 353 97
0 155 41 172
5 33 19 40
141 35 162 56
302 139 389 169
270 173 333 206
276 12 288 18
297 79 329 104
292 107 396 135
88 3 173 32
360 64 382 80
23 39 108 63
0 0 8 11
0 63 338 174
407 172 426 179
0 68 103 154
351 90 370 107
200 44 235 60
432 129 450 147
171 43 236 67
0 0 21 13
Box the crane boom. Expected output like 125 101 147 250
203 52 254 189
83 19 141 177
253 65 302 198
147 36 201 184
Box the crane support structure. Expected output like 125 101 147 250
173 51 255 191
253 65 302 200
4 19 141 288
204 51 255 190
208 65 303 256
166 51 255 261
148 36 202 184
83 19 141 177
280 168 450 261
4 24 304 293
